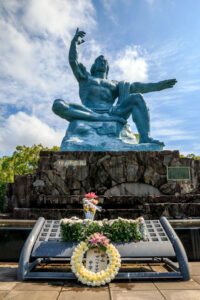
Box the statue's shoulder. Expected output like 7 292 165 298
78 63 90 80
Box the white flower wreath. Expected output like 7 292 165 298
71 241 121 286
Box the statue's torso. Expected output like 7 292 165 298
79 76 117 111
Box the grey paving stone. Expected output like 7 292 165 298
154 279 200 290
109 282 156 291
161 289 200 300
2 290 59 300
13 282 62 291
192 276 200 284
110 290 165 300
59 288 110 300
189 262 200 276
0 291 9 300
0 282 17 291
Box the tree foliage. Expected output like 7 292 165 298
0 144 59 183
0 144 59 212
180 153 200 160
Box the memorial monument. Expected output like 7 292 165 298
4 28 200 221
52 28 177 151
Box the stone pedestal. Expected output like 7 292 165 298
4 151 200 219
60 120 163 151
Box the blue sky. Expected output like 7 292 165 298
0 0 200 156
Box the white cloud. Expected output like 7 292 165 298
150 118 195 143
1 0 95 39
179 80 200 93
111 46 148 82
0 0 96 106
101 0 118 24
0 0 99 154
0 112 65 155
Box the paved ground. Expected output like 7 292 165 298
0 262 200 299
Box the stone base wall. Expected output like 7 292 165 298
11 194 200 220
4 150 200 219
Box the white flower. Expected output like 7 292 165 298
110 274 115 280
102 218 108 223
71 216 79 220
82 279 87 284
96 282 101 286
61 218 69 224
105 277 110 283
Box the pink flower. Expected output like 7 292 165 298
88 232 109 248
85 192 98 199
90 237 98 245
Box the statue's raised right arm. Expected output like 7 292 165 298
68 28 88 81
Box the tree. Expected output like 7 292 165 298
0 144 59 183
0 144 59 211
180 153 200 160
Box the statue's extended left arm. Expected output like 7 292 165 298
130 79 177 94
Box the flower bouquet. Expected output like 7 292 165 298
82 192 102 220
87 232 109 251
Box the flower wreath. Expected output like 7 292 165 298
70 235 121 286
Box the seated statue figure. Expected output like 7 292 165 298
52 28 177 151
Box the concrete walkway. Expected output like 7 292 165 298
0 262 200 299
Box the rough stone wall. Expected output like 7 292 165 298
4 150 200 219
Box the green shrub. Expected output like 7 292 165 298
61 218 142 243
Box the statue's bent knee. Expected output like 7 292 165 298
52 99 69 115
132 93 145 106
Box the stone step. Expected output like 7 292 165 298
13 202 200 220
28 194 200 209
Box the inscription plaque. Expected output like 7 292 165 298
167 167 190 181
86 249 107 273
55 159 86 168
54 159 87 169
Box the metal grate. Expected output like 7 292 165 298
38 220 61 242
145 220 169 242
36 219 169 243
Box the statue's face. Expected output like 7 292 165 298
94 55 108 73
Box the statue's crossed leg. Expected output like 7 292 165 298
52 94 164 146
52 99 126 124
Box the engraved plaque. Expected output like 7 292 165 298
54 159 86 169
86 249 108 273
167 167 190 180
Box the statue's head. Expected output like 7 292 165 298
90 55 109 78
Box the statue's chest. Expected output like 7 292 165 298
80 78 113 99
89 78 115 89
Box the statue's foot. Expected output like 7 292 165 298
139 136 165 146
